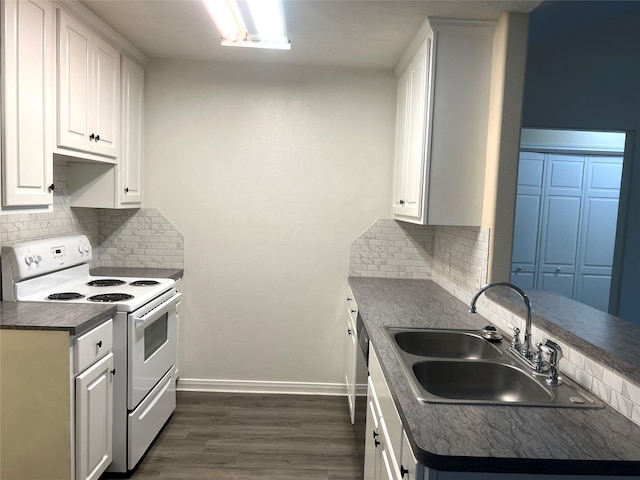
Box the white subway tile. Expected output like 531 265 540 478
603 368 624 393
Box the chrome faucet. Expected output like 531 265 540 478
469 281 534 361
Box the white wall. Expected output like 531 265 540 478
144 59 395 388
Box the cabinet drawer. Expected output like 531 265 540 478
74 319 113 374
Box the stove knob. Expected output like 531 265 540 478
78 244 85 254
34 254 42 264
24 254 34 266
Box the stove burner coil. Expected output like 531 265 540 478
129 280 160 286
47 292 85 300
88 293 134 302
87 279 126 287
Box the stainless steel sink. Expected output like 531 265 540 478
385 327 603 408
412 360 553 403
390 328 503 359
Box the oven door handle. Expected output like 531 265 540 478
134 292 182 328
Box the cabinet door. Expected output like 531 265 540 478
400 430 422 480
364 381 381 480
76 352 114 480
392 70 410 215
120 56 144 204
402 41 428 220
344 313 357 424
58 10 93 152
392 37 429 221
1 0 54 207
91 34 120 157
57 10 119 158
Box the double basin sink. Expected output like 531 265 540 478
385 327 603 408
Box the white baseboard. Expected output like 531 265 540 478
177 377 348 396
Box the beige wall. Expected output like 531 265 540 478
0 330 72 480
482 13 529 282
145 59 395 388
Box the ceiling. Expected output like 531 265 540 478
77 0 540 69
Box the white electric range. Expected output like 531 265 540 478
1 235 181 473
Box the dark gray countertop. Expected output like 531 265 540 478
349 277 640 476
0 301 116 336
90 267 183 281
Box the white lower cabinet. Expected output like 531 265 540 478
364 380 382 480
365 345 422 480
74 319 115 480
0 320 114 480
76 352 114 480
400 430 420 480
344 285 358 423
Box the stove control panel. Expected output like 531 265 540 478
1 235 93 282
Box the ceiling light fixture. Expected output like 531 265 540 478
201 0 291 50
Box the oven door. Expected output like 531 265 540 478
127 290 181 409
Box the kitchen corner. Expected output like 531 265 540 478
0 235 185 478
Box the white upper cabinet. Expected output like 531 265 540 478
68 56 144 209
57 9 120 160
392 19 495 226
1 0 55 207
120 56 144 205
392 39 428 219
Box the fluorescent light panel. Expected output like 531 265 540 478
202 0 290 50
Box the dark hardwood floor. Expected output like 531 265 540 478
114 391 362 480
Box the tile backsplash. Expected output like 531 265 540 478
349 218 489 294
0 161 183 269
97 208 183 268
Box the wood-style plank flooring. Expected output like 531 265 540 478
108 392 362 480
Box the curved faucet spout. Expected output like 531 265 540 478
469 281 533 360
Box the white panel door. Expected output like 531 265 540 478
575 156 623 311
536 155 585 298
120 56 144 204
364 391 380 480
343 310 357 424
57 10 119 158
392 70 410 215
91 35 120 157
58 10 93 152
76 352 114 480
402 42 428 219
511 152 545 290
392 37 428 220
2 0 54 207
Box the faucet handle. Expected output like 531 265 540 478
534 342 547 373
511 326 522 351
